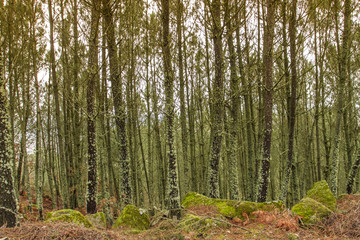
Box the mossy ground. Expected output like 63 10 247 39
182 192 283 220
3 191 360 239
45 209 93 228
177 214 228 233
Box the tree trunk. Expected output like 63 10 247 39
48 0 69 208
208 0 224 199
103 0 131 206
225 0 240 200
0 46 18 228
257 0 276 203
31 1 43 219
177 0 189 196
330 0 351 195
86 0 100 214
281 0 297 205
162 0 181 219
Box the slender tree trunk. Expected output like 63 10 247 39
144 6 153 206
313 0 321 181
177 0 189 196
162 0 181 219
330 0 351 195
225 0 239 200
31 1 43 219
103 0 131 206
48 0 69 208
86 0 100 214
208 0 224 199
257 0 276 203
0 39 18 228
71 0 81 209
281 0 297 204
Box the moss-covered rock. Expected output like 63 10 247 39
182 192 215 208
292 197 332 224
45 209 93 228
177 214 228 233
306 180 336 211
113 205 150 230
257 200 284 211
182 192 282 219
86 212 106 230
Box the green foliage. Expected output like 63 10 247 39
306 180 336 211
292 197 332 224
112 205 150 230
45 209 93 228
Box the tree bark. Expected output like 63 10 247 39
208 0 224 199
103 0 132 206
281 0 297 205
48 0 69 208
330 0 351 195
0 46 18 228
257 0 276 203
162 0 181 219
86 0 100 214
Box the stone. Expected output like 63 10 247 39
113 205 150 230
182 192 283 220
292 197 332 224
86 212 106 230
45 209 93 228
306 180 336 211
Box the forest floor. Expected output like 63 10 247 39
1 194 360 239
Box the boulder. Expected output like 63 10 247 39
292 197 332 224
45 209 93 228
113 205 150 230
86 212 107 230
182 192 282 219
306 180 336 211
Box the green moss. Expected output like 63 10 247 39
45 209 93 228
182 192 215 208
292 197 332 224
182 192 281 220
113 205 150 230
177 214 228 233
306 180 336 211
236 201 260 214
86 212 106 229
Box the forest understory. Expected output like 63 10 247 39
1 192 360 240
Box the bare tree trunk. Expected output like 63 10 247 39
0 38 18 228
330 0 351 195
48 0 69 208
257 0 276 203
281 0 297 205
86 0 100 214
225 0 239 200
162 0 181 219
31 0 43 219
103 0 131 206
177 0 189 196
208 0 224 199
